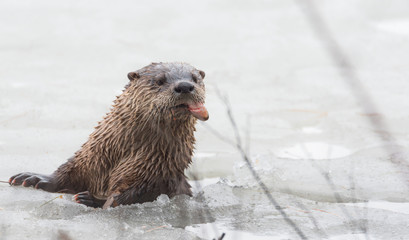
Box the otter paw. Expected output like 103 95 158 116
73 191 105 208
9 172 57 192
9 172 39 186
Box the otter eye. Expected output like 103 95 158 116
191 74 198 83
192 70 205 83
154 73 166 86
192 73 201 83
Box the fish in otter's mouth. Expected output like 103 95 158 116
172 102 209 121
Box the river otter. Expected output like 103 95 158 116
9 62 208 209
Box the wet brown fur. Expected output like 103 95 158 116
10 62 206 208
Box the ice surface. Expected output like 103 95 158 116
1 0 409 239
276 142 352 160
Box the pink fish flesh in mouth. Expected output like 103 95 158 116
188 103 209 121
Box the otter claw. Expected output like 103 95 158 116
73 191 105 208
72 194 79 201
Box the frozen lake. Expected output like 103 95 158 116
1 0 409 239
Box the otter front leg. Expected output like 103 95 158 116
9 172 59 192
9 157 78 194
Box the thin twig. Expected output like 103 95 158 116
0 181 9 184
39 195 63 208
145 225 167 233
213 233 226 240
286 191 329 239
299 143 360 235
244 115 251 156
294 0 409 175
200 122 236 148
291 1 401 239
214 90 308 240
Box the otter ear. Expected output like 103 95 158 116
199 70 205 79
127 72 140 81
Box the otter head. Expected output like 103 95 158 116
127 62 209 122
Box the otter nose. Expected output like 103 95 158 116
174 82 194 94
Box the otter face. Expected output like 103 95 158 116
127 62 209 121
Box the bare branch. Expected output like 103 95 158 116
214 90 308 240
